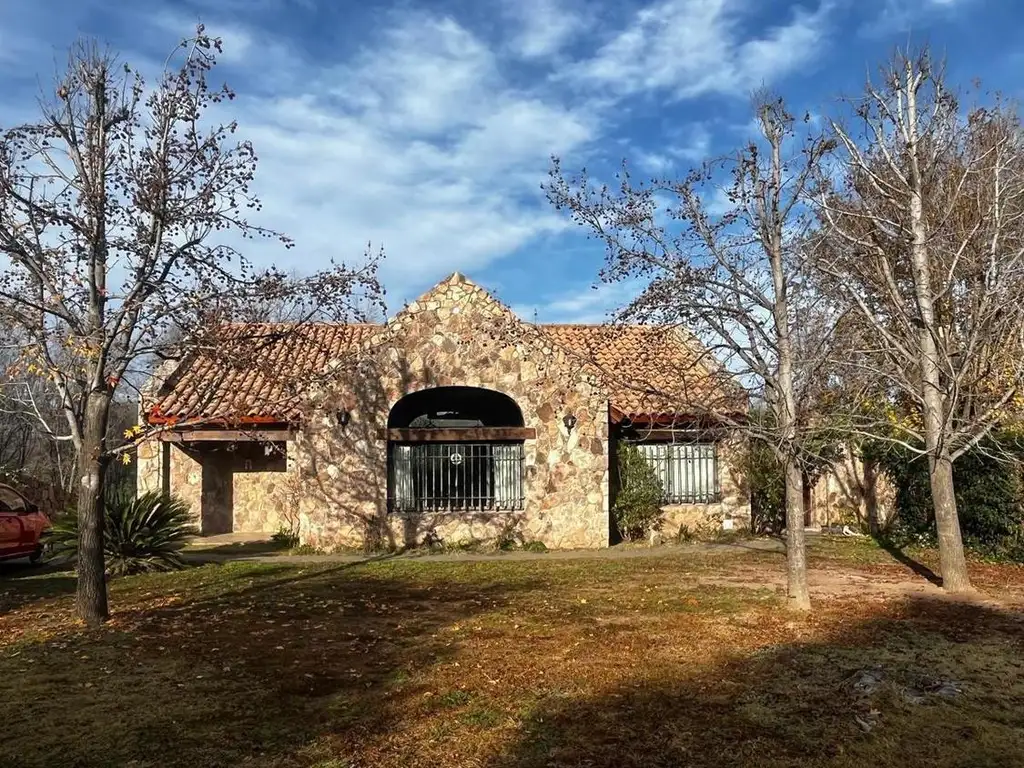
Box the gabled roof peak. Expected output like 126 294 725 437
404 271 487 310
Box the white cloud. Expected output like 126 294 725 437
702 186 735 216
566 0 833 100
0 0 843 310
861 0 974 37
503 0 588 59
218 11 597 299
668 122 714 163
149 11 255 63
512 279 645 323
635 151 675 174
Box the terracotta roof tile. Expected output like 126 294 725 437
146 323 379 425
539 324 745 421
145 322 744 426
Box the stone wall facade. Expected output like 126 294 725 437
809 451 896 531
655 439 751 539
138 440 202 517
137 439 294 535
138 274 751 550
291 274 611 551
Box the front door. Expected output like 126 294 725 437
200 452 234 535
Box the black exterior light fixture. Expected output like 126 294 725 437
336 410 351 428
563 413 578 432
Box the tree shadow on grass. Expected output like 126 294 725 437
0 559 543 768
5 560 1023 767
0 561 76 612
486 596 1024 768
873 536 943 586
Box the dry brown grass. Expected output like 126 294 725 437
1 541 1023 767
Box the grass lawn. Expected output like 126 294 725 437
1 540 1023 767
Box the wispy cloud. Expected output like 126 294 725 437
512 279 647 323
502 0 589 59
186 10 598 299
566 0 834 100
860 0 975 37
0 0 847 310
635 151 675 174
668 122 714 163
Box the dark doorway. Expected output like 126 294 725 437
388 386 524 429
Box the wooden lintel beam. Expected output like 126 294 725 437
159 429 296 443
619 429 712 441
377 427 537 442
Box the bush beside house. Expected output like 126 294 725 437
869 435 1024 560
50 491 196 575
613 444 665 541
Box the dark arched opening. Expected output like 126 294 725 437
387 386 524 429
386 387 530 514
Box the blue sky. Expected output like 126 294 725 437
0 0 1018 321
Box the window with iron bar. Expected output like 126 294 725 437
630 442 720 504
389 442 525 513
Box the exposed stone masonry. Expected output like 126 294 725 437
138 273 752 549
292 273 612 550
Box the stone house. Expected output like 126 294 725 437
137 273 750 550
806 450 896 532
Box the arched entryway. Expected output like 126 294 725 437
386 387 532 513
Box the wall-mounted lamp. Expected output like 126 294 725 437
336 410 351 428
563 413 578 432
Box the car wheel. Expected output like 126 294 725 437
29 546 43 565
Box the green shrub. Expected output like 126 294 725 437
489 517 547 552
291 543 325 556
495 517 524 551
868 435 1024 560
675 524 697 543
613 444 665 541
271 526 300 549
744 441 786 535
49 491 196 576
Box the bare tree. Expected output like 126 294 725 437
548 95 836 611
816 50 1024 593
0 30 381 625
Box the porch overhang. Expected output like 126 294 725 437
157 427 297 442
610 405 748 426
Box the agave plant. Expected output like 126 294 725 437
49 491 197 576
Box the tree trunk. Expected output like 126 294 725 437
902 60 972 594
930 451 972 592
864 457 880 535
76 391 111 626
784 458 811 611
760 114 812 612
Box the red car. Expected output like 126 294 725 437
0 484 52 563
